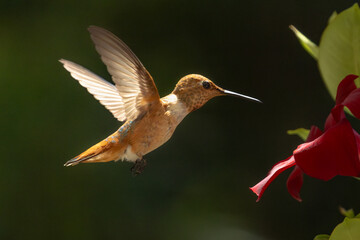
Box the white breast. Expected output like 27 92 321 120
120 145 139 162
163 94 188 124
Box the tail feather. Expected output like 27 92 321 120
64 153 98 167
64 131 125 167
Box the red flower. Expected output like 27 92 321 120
250 75 360 202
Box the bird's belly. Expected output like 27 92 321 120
131 116 177 156
145 126 175 154
120 145 139 162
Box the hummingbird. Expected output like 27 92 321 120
60 26 261 175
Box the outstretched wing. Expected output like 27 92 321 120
59 59 127 122
88 26 161 121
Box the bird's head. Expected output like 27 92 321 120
172 74 261 112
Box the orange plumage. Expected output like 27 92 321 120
60 26 261 175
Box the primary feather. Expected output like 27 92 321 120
88 26 161 121
59 59 127 121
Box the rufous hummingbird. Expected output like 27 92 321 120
60 26 261 175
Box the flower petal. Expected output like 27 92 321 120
324 105 345 130
336 74 358 105
342 88 360 119
250 156 296 201
306 125 323 142
286 166 303 202
353 130 360 159
335 74 360 119
294 119 360 180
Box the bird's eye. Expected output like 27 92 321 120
202 81 211 89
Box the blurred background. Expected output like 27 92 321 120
0 0 359 239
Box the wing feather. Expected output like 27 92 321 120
59 59 126 121
88 26 160 120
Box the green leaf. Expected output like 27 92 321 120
287 128 310 141
328 11 338 24
314 234 330 240
318 3 360 99
339 207 355 218
290 25 319 59
329 217 360 240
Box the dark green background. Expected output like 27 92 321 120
1 0 359 239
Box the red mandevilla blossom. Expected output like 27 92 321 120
251 74 360 202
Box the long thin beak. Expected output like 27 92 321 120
223 89 262 103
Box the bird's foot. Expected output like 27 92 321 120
131 158 147 176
